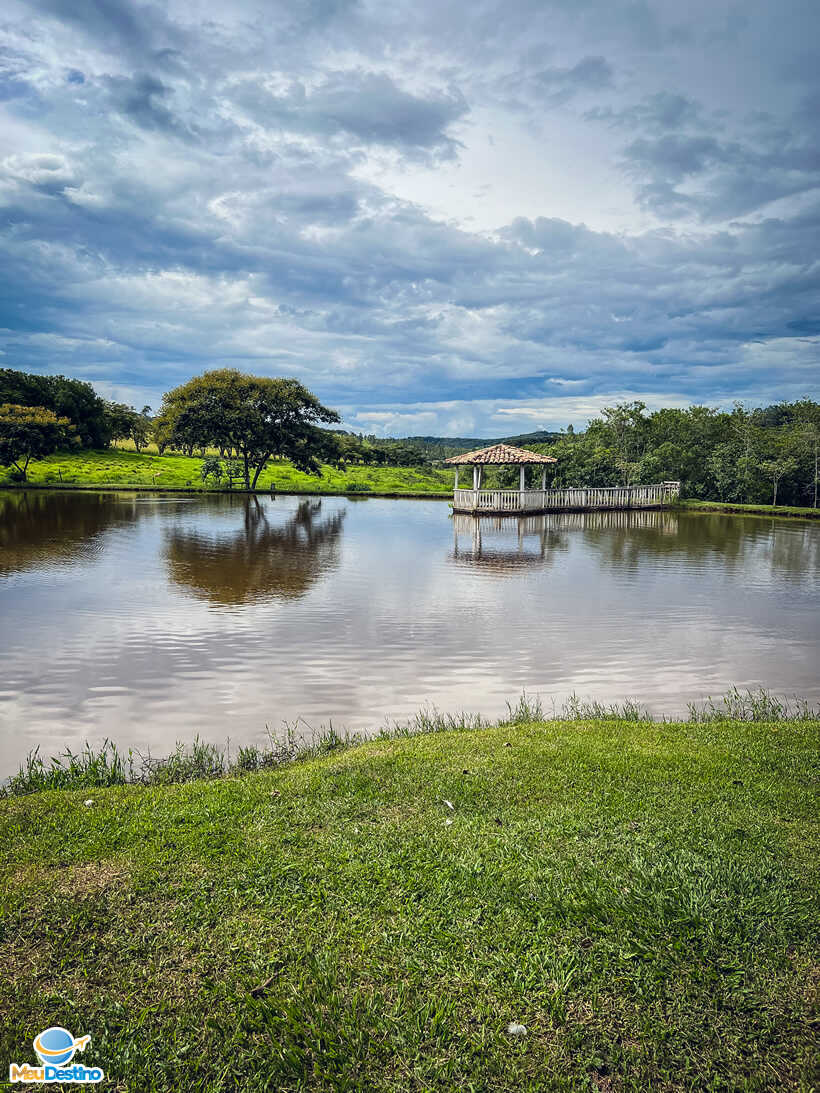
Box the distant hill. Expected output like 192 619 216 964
397 430 561 459
325 428 562 464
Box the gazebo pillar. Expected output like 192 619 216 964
454 466 460 490
519 465 526 492
472 465 481 490
540 467 547 491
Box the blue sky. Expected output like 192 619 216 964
1 0 818 435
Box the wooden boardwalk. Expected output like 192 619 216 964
452 481 680 515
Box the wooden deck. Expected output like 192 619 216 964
452 481 680 514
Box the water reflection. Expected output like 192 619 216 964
0 490 143 575
450 508 819 583
1 491 818 777
576 509 818 579
452 514 563 571
451 510 681 573
163 497 346 605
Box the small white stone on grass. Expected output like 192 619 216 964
444 799 454 810
84 799 94 807
444 818 454 826
507 1022 527 1037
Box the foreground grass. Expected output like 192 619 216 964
679 498 820 520
2 718 818 1091
0 448 454 496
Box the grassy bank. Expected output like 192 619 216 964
0 448 455 497
4 451 820 519
678 498 820 520
2 709 817 1090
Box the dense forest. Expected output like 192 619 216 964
528 400 820 508
1 368 818 506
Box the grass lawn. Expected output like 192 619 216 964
0 448 455 496
1 718 817 1090
678 499 820 520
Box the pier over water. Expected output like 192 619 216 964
452 481 681 514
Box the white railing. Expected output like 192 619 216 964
452 482 680 513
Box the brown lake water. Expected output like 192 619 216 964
1 489 818 775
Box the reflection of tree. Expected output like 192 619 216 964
577 510 819 580
452 508 818 583
163 497 346 605
0 490 141 575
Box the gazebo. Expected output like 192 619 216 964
446 443 558 514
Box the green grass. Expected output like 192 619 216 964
2 710 817 1090
678 498 820 520
0 448 455 496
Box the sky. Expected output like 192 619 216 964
0 0 818 436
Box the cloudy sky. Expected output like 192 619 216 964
1 0 818 435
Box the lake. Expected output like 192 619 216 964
1 489 818 775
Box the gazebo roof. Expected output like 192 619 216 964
445 442 557 466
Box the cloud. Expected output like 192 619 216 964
586 91 703 132
0 0 817 434
230 70 468 160
530 55 614 104
104 72 191 136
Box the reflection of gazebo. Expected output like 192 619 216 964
452 513 560 570
446 443 558 515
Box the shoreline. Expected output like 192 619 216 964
4 689 817 797
0 481 454 500
677 498 820 520
2 481 820 519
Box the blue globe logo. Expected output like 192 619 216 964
33 1027 89 1066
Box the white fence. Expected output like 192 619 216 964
452 481 680 514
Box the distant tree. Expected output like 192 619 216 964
707 443 738 501
200 455 224 485
156 370 340 489
0 368 110 447
792 400 820 507
594 402 649 465
0 404 77 479
104 402 153 452
152 415 172 455
729 404 762 503
759 457 798 506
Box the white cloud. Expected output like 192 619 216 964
0 0 817 428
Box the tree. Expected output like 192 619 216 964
759 457 797 506
0 368 110 447
156 370 341 489
132 407 152 452
729 404 761 503
593 401 649 474
152 415 172 455
104 402 152 451
707 443 738 501
792 399 820 507
200 455 223 485
0 404 77 479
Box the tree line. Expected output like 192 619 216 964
530 400 819 508
0 367 431 486
0 366 818 505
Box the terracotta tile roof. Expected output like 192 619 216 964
445 442 558 465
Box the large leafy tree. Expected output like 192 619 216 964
157 370 340 489
0 403 78 479
0 368 110 448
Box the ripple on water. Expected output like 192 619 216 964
0 493 818 772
